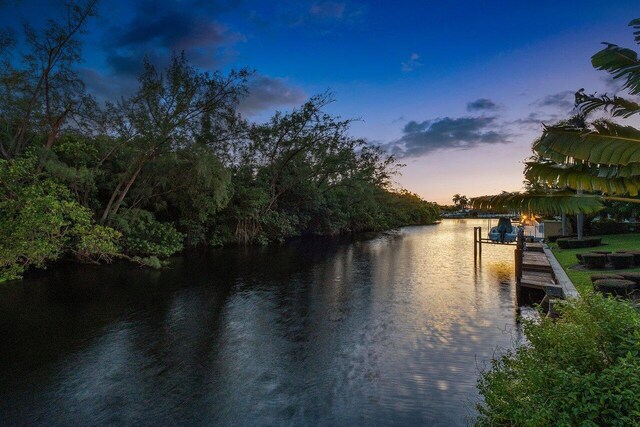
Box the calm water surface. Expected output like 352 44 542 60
0 219 521 426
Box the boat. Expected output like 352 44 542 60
488 217 519 243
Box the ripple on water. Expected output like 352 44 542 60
0 219 520 426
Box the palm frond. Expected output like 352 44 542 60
524 162 640 196
631 18 640 45
575 89 640 118
534 121 640 166
471 191 605 215
591 42 640 95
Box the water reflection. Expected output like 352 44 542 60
0 219 519 426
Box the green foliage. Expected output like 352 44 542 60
74 224 122 263
591 218 632 235
0 18 439 278
472 191 605 215
0 0 98 160
110 209 184 258
477 293 640 426
452 193 469 209
0 157 120 281
534 120 640 170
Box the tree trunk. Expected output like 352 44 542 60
577 213 584 240
100 180 123 224
108 164 144 219
576 188 584 240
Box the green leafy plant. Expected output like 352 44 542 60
477 293 640 426
0 157 121 281
110 209 184 258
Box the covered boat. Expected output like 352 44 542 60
488 218 518 243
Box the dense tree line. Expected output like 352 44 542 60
0 2 439 281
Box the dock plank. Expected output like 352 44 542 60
522 251 553 273
520 269 555 290
526 243 545 252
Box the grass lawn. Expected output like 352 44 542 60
550 233 640 294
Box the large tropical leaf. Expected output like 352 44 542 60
534 121 640 166
471 191 604 215
524 162 640 196
591 41 640 95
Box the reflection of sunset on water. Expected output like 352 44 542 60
0 219 520 426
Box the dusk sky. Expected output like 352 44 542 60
3 0 640 203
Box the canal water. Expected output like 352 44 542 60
0 219 521 426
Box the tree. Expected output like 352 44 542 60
0 0 99 159
226 93 402 243
452 194 469 209
98 55 248 223
0 5 441 278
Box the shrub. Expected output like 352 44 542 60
590 273 624 283
556 237 602 249
581 253 607 269
590 219 631 235
477 294 640 426
608 253 634 269
110 209 184 258
0 157 121 281
593 279 636 297
576 253 583 264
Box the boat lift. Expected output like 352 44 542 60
473 218 544 262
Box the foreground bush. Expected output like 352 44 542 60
110 209 184 258
477 293 640 426
0 158 121 282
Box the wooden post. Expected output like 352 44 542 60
478 226 482 259
515 227 524 306
473 227 478 262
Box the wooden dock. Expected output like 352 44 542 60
472 226 578 307
522 251 553 273
514 233 566 305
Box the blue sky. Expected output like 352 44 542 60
3 0 640 203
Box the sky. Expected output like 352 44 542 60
2 0 640 204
